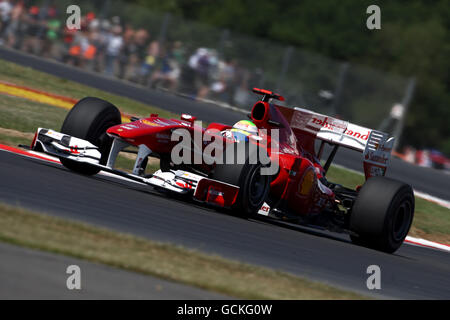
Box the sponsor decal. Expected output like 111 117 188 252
365 151 389 164
311 117 369 140
180 172 202 181
69 145 80 154
142 118 178 127
175 180 193 190
343 129 369 140
154 119 174 126
121 124 137 130
46 130 64 140
141 119 158 126
311 117 347 133
258 203 270 216
370 166 385 176
364 162 386 178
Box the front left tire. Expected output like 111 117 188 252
60 97 121 175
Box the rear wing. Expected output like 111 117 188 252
283 106 395 179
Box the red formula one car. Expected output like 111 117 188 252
30 88 414 253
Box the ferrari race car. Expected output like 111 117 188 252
29 88 414 253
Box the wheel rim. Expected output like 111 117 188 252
392 200 412 241
248 167 267 207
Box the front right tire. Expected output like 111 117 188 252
212 142 271 216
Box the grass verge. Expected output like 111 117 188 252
0 58 177 119
0 202 365 299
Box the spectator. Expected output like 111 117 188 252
85 16 100 70
61 22 77 61
82 32 97 68
211 58 237 104
150 42 182 91
139 40 159 85
91 19 113 72
0 0 13 43
171 40 185 66
117 24 135 79
188 48 215 99
128 28 148 82
21 5 43 54
41 5 60 58
104 24 123 76
3 0 24 48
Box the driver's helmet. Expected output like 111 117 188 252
229 120 258 142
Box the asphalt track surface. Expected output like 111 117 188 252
0 47 448 200
0 150 449 299
0 242 228 299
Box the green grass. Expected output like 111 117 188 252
413 198 450 237
0 131 31 147
114 152 160 174
326 165 365 189
0 94 68 133
0 59 177 119
0 202 366 300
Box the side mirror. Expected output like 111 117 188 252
181 114 197 124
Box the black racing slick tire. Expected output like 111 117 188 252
60 97 121 175
212 142 271 216
349 176 415 253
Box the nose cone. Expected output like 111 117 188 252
106 123 149 139
106 120 178 140
106 123 130 137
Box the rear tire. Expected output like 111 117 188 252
349 177 414 253
212 142 271 216
60 97 121 175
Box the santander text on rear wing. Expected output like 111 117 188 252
281 106 395 180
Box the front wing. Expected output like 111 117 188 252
31 128 240 208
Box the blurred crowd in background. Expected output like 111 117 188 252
399 148 450 171
0 0 252 105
